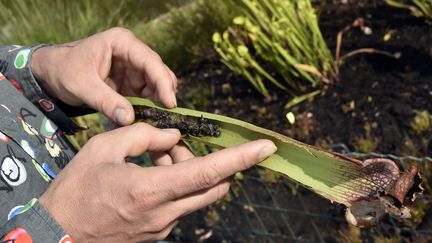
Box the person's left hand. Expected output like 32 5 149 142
30 27 177 125
39 123 276 242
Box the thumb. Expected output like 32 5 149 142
80 123 181 163
80 81 135 125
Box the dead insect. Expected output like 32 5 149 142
198 115 208 124
134 108 221 138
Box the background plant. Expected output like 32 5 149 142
0 0 135 44
0 0 237 147
386 0 432 20
0 0 195 45
213 0 336 98
135 0 238 70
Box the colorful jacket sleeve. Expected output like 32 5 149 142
1 200 73 243
0 45 76 242
0 45 84 135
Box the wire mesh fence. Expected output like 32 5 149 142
168 144 432 242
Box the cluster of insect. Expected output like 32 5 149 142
135 108 221 138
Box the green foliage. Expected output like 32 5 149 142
135 0 193 20
0 0 134 44
213 0 336 98
351 123 379 153
0 0 237 70
410 110 432 134
0 0 239 148
66 114 106 150
0 0 195 45
135 0 239 70
386 0 432 20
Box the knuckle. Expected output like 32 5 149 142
128 185 142 201
132 122 151 131
234 149 250 170
162 187 178 201
155 225 174 240
143 47 162 62
131 123 156 141
197 165 221 189
150 217 171 233
152 52 163 62
128 186 152 209
87 134 105 148
108 27 134 37
170 71 178 85
93 93 114 113
217 184 230 200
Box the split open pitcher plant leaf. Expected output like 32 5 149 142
128 97 423 227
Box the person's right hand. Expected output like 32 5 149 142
39 123 277 242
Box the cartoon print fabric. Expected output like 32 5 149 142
1 144 27 188
1 226 74 243
0 79 75 221
1 201 75 243
1 227 33 243
0 45 77 242
0 45 83 134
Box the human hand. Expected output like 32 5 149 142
39 123 277 242
30 27 177 125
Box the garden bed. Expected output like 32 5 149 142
172 1 432 242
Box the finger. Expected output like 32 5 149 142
108 28 177 108
152 139 277 200
169 143 195 164
150 143 194 166
79 80 135 125
150 151 173 166
122 69 146 94
137 218 178 242
172 180 230 217
164 64 178 90
148 180 230 225
86 123 180 162
143 65 177 108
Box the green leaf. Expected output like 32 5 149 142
128 97 422 226
284 89 321 110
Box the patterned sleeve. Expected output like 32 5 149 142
0 79 77 243
1 199 73 243
0 45 84 134
0 47 77 242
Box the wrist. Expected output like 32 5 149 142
39 190 82 240
31 45 51 82
30 45 64 98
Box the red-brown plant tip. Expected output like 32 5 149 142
345 159 423 227
345 196 411 228
388 165 423 204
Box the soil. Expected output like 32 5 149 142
170 1 432 242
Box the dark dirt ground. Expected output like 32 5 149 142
171 1 432 242
179 1 432 156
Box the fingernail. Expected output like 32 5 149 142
163 128 179 135
114 108 127 124
258 143 277 161
171 91 177 107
